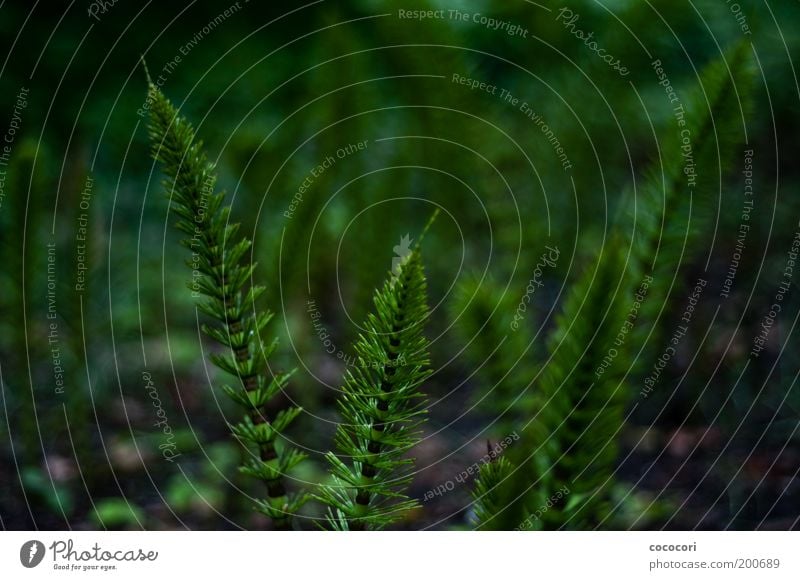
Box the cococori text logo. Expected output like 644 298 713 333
20 540 46 568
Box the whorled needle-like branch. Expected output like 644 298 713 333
489 43 754 530
317 235 433 530
145 73 307 528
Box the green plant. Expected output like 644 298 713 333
471 455 513 529
21 466 74 519
165 441 238 518
627 41 754 352
143 40 753 532
316 239 433 530
507 244 630 529
473 42 754 530
145 76 437 531
449 272 539 434
90 498 145 530
146 75 308 529
0 140 45 466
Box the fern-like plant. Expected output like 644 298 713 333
449 273 536 433
508 243 631 529
471 454 514 529
146 75 307 529
628 41 754 354
479 42 754 530
317 240 433 530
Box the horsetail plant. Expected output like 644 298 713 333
145 74 307 529
471 454 514 530
139 41 753 532
502 243 631 530
449 273 538 433
627 40 754 358
480 43 754 530
317 227 435 530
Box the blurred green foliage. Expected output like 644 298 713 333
1 0 798 530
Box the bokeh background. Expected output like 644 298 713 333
0 0 798 530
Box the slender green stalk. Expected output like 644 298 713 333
485 43 754 530
471 455 514 530
145 76 307 528
317 241 433 530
